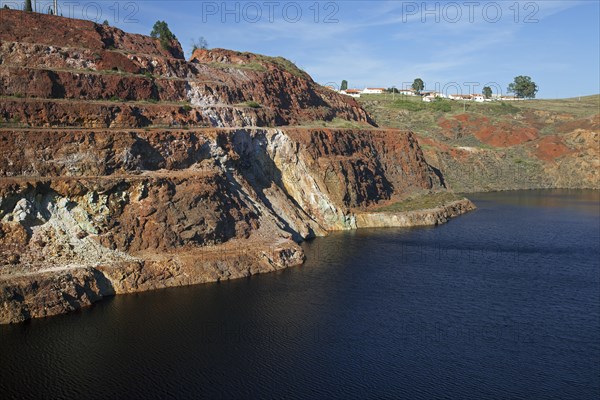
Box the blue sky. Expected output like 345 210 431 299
37 1 600 98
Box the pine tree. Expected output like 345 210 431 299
151 21 176 51
24 0 33 12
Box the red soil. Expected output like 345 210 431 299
438 114 539 147
533 135 573 161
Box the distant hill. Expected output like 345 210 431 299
359 94 599 192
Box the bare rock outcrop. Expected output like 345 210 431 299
0 9 471 324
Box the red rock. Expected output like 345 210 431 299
0 10 459 324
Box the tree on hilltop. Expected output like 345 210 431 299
508 76 538 98
151 21 176 51
483 86 492 99
340 80 348 91
412 78 424 94
192 37 209 52
24 0 32 12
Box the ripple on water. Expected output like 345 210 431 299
0 190 598 400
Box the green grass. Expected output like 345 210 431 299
207 52 307 78
360 93 522 115
358 93 599 143
359 92 599 193
511 95 600 118
390 99 426 111
298 117 372 129
493 101 520 115
252 54 307 78
238 101 262 108
430 98 452 112
400 98 453 112
374 192 462 212
209 62 267 73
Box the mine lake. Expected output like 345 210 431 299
1 190 598 399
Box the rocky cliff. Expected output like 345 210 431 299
0 10 471 323
0 10 372 128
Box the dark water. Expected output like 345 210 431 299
1 190 599 399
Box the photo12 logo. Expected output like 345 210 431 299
398 81 506 97
400 1 540 23
199 1 340 23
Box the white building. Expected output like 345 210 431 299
422 92 447 102
341 89 362 98
421 91 445 99
399 88 417 96
448 94 472 101
499 96 523 101
362 88 386 94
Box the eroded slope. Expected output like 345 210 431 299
0 9 469 323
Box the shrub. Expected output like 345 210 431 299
430 98 451 112
498 102 519 114
191 37 209 52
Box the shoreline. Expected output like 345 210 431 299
355 198 476 229
0 199 475 325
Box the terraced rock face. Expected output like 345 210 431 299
0 9 459 324
0 10 373 128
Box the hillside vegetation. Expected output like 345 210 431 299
359 94 599 192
